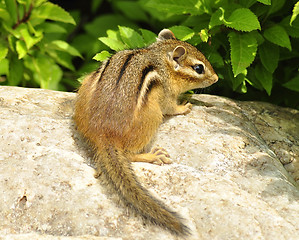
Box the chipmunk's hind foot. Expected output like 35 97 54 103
132 147 172 165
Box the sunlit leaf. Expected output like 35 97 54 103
31 2 75 24
119 26 145 48
290 1 299 25
93 50 112 62
225 8 261 32
264 25 291 50
140 29 156 45
228 32 257 77
50 40 82 58
16 40 27 59
4 0 17 23
169 26 195 41
99 37 126 51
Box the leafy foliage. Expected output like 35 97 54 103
81 0 298 109
0 0 79 90
1 0 299 110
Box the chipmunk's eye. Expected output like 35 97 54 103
193 64 204 74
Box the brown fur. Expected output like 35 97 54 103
74 29 218 235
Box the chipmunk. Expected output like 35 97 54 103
74 29 218 235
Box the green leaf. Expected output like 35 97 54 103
72 34 100 57
0 7 10 22
17 0 28 4
283 16 299 38
34 0 48 7
144 0 205 16
290 1 299 26
209 8 224 29
250 31 265 45
225 8 261 32
268 0 286 15
37 22 67 33
93 50 112 62
4 0 17 23
27 21 39 36
232 71 247 91
7 35 17 53
16 23 43 50
283 75 299 92
16 40 27 59
246 68 264 90
0 58 9 75
188 34 202 46
239 0 257 8
255 64 273 95
0 41 8 60
184 14 211 28
50 40 82 58
119 26 145 48
199 29 209 42
228 32 258 77
46 50 75 71
263 25 291 51
281 15 299 38
206 51 224 68
106 29 120 40
169 26 195 41
31 2 75 25
8 55 24 85
25 0 33 11
140 29 156 45
259 43 279 73
99 37 126 51
32 54 63 89
2 21 20 38
237 79 247 93
257 0 271 5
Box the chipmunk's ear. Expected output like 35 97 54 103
167 46 186 70
172 46 186 62
157 29 176 41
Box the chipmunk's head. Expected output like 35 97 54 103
157 29 218 92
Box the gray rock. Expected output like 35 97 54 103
0 86 298 240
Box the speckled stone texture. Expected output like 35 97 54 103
0 86 298 240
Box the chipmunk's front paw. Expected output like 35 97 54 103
174 103 192 115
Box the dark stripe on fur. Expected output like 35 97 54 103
97 59 110 83
137 65 155 96
116 53 134 84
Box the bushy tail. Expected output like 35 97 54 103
96 145 189 235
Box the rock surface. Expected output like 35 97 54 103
0 86 298 240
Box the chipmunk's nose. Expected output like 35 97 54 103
211 73 218 83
